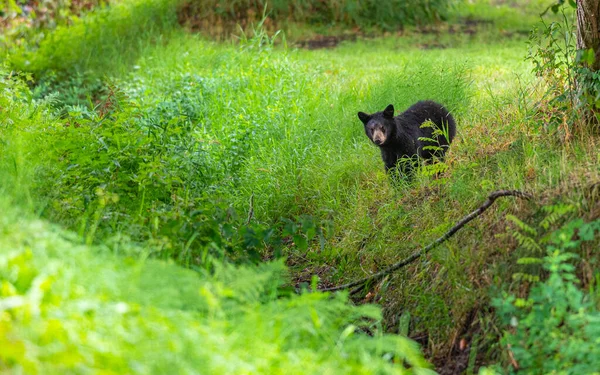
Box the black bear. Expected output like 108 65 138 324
357 100 456 177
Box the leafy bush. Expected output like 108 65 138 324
527 3 600 135
0 0 110 51
0 62 331 270
493 218 600 374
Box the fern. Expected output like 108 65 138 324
0 198 435 374
539 203 577 230
511 272 541 282
516 257 544 265
420 161 449 177
511 231 543 253
493 219 600 374
506 214 537 236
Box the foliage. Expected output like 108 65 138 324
0 196 436 374
5 0 178 106
527 3 600 135
0 0 110 51
3 0 600 367
1 67 333 268
0 59 438 374
493 217 600 374
177 0 454 35
1 0 469 269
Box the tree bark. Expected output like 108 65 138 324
577 0 600 71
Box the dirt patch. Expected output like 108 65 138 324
419 42 448 50
296 34 358 50
460 18 494 35
417 18 494 37
432 307 488 375
287 253 337 289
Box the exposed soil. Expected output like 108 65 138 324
295 34 358 50
419 42 448 50
288 253 337 289
177 13 507 50
432 307 488 375
293 17 501 51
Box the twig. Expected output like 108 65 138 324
507 344 520 370
320 190 533 295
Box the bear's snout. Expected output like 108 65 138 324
372 129 386 145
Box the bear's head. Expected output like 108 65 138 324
357 104 395 146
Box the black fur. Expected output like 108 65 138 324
357 100 456 175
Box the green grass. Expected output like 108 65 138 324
1 0 599 371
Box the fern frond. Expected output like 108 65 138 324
507 214 538 236
516 257 544 265
540 204 576 229
512 273 541 283
512 231 543 253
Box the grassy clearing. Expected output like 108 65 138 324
1 0 599 371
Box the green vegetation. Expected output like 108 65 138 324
494 216 600 374
177 0 453 37
1 0 599 373
0 196 436 373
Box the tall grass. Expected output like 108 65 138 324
3 29 470 260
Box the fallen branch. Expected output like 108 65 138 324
320 190 534 295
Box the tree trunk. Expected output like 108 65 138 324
576 0 600 129
577 0 600 71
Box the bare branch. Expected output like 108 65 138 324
320 190 534 295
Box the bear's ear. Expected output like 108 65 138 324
383 104 395 118
357 112 371 124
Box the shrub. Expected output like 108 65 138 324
527 3 600 135
493 218 600 374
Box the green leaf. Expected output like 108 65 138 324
293 234 308 252
399 311 411 336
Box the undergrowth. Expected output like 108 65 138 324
0 195 435 374
1 0 600 372
493 215 600 373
